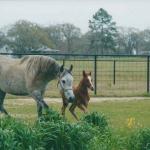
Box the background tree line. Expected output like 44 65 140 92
0 8 150 55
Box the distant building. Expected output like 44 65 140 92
0 45 12 53
31 47 60 53
132 49 137 55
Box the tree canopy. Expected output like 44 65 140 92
7 20 53 53
89 8 117 54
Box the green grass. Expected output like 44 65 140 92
3 98 150 133
1 98 150 150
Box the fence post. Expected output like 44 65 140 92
94 55 97 95
147 56 150 93
113 60 116 85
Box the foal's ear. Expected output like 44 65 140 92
60 65 64 73
69 64 73 73
83 70 86 77
89 71 91 76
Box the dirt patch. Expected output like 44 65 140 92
5 97 150 105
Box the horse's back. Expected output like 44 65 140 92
0 55 59 95
0 56 28 95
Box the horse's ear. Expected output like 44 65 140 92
69 64 73 73
89 71 91 76
83 70 86 77
60 65 64 73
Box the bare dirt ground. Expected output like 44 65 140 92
5 97 150 105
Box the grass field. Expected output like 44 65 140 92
1 97 150 149
1 56 150 149
3 98 150 134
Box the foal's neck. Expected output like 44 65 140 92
77 79 88 94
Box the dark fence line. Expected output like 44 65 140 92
0 52 150 96
0 52 150 57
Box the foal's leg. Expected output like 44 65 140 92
69 103 78 121
78 104 88 113
31 90 49 117
0 90 9 115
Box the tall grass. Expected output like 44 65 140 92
1 109 150 150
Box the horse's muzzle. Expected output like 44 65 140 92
68 96 75 103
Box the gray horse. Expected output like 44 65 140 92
0 55 75 117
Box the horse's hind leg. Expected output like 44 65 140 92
0 90 8 115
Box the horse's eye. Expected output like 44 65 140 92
62 80 66 84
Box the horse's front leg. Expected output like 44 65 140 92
31 90 49 117
37 103 42 117
0 90 9 116
61 100 68 117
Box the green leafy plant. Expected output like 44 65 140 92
127 128 150 150
81 112 108 131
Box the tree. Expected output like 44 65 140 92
116 27 140 54
138 29 150 53
0 32 5 48
45 25 65 50
60 23 81 52
89 8 117 54
7 20 53 53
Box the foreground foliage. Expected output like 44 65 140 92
0 109 150 150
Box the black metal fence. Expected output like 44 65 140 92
0 52 150 97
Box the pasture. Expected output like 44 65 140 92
3 97 150 131
1 97 150 149
1 55 150 149
44 56 148 97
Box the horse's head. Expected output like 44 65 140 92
58 64 75 102
82 70 94 91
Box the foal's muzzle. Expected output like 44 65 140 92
90 86 94 91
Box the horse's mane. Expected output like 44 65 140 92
20 55 59 77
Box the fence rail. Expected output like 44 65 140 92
0 52 150 97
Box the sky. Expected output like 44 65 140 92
0 0 150 33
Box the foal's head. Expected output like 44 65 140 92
82 70 94 91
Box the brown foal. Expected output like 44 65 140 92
61 70 94 120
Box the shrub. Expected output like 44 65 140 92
38 107 64 123
0 117 42 150
0 111 112 150
127 128 150 150
37 120 96 150
81 112 108 131
0 128 19 150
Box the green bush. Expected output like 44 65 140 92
37 120 96 150
81 112 108 131
38 107 64 123
1 110 140 150
0 128 18 150
127 128 150 150
0 117 42 150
